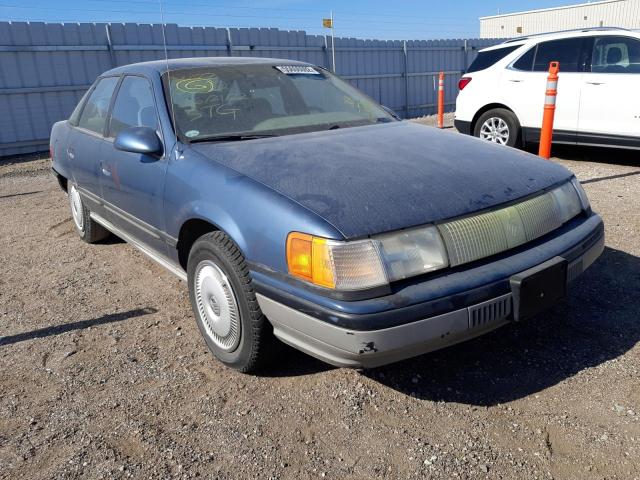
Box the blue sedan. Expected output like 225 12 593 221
50 57 604 372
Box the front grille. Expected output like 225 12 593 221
438 184 579 267
468 294 512 328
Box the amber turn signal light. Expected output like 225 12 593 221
286 232 335 289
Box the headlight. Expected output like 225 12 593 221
375 226 449 281
570 177 591 211
286 226 449 290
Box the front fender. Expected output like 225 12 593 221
164 147 344 274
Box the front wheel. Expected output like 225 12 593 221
187 231 271 373
474 108 521 148
68 183 110 243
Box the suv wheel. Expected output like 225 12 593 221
68 184 110 243
474 108 521 147
187 231 272 373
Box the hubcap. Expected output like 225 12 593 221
194 260 241 352
479 117 510 145
69 185 84 231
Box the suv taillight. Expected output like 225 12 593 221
49 145 54 160
458 77 472 90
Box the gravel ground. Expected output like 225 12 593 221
0 128 639 479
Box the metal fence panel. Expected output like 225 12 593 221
0 21 501 156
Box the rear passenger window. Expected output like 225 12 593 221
77 77 119 135
591 36 640 73
108 76 158 138
533 38 585 72
466 45 520 73
512 46 536 71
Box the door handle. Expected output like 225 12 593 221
585 81 605 85
508 79 523 83
67 148 75 160
101 166 111 177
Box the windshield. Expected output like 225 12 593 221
162 64 394 142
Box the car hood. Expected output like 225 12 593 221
190 122 573 239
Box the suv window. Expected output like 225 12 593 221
77 77 119 135
108 76 158 138
533 38 586 72
512 46 536 71
466 45 520 73
591 36 640 73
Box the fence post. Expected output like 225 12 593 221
226 28 233 57
437 71 445 128
538 61 559 159
323 35 330 70
463 39 468 72
104 24 116 68
403 40 409 118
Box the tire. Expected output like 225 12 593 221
187 231 271 373
68 183 110 243
473 108 521 148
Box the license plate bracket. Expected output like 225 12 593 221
510 257 567 321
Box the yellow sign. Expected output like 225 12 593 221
322 18 333 28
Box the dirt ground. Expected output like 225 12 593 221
1 132 639 479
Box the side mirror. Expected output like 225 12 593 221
114 126 163 157
381 105 401 120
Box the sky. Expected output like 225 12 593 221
0 0 586 40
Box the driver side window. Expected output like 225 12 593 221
77 77 119 135
108 76 159 138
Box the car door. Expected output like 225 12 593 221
100 74 169 254
578 35 640 146
502 37 590 142
68 76 119 209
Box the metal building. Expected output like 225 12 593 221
480 0 640 38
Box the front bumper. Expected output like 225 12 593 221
256 214 604 368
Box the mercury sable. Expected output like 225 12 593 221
50 58 604 372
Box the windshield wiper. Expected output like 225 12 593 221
189 133 278 143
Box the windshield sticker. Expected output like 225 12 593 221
175 76 220 94
275 65 319 75
185 130 200 138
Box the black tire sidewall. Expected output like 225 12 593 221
69 184 89 240
187 234 262 371
474 109 521 148
69 183 108 243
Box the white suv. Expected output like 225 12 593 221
455 27 640 149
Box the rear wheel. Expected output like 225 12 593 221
68 184 110 243
474 108 521 148
187 231 271 373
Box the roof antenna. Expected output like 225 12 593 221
159 0 178 141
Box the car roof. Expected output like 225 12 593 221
101 56 314 77
480 27 640 52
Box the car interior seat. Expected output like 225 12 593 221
605 47 625 72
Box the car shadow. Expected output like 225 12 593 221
258 339 334 377
525 143 640 168
361 246 640 406
0 307 158 347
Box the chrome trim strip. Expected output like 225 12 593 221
102 203 161 240
77 186 178 247
90 211 187 282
